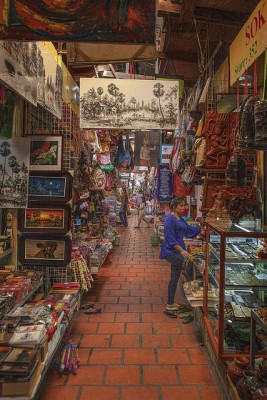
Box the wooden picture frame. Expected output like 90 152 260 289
28 135 63 172
18 235 71 267
18 205 71 235
28 172 72 204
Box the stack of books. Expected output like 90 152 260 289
0 347 39 379
10 324 46 347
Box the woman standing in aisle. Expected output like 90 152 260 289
160 197 201 312
119 186 129 227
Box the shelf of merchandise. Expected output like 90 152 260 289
11 280 44 312
250 309 267 369
2 302 78 400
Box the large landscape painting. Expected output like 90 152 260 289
80 79 179 129
1 1 155 43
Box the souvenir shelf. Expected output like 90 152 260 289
204 221 267 360
250 308 267 369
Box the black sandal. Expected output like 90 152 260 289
178 305 192 313
164 310 178 318
84 308 102 315
182 315 194 324
80 303 95 310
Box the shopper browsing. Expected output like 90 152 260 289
160 197 201 312
135 190 144 215
134 200 151 228
119 186 129 227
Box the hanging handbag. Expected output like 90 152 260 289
173 173 194 196
90 167 107 190
181 163 195 185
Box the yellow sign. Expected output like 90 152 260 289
230 0 267 86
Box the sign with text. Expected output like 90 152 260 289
230 0 267 85
157 164 173 203
160 144 173 164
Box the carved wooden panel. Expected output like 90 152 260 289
201 177 256 211
205 112 237 172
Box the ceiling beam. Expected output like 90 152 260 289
158 51 198 64
180 0 197 23
157 0 181 16
194 6 250 26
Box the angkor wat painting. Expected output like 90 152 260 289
1 1 155 43
80 79 179 129
0 138 29 208
0 41 37 105
37 43 63 119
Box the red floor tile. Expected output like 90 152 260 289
161 386 200 400
41 385 79 400
111 334 140 347
126 322 152 334
115 312 140 322
153 322 181 334
98 322 125 334
143 365 178 384
179 365 215 385
124 348 155 364
80 386 119 400
142 334 171 347
90 348 122 364
188 347 209 364
157 348 190 364
67 365 104 385
121 386 159 400
105 365 140 384
80 334 111 347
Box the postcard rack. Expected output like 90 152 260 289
17 265 68 293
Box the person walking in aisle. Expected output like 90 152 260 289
160 197 201 312
134 200 151 228
119 186 129 227
135 189 144 215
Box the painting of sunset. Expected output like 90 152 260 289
25 208 64 229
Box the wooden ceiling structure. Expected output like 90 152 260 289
66 0 260 90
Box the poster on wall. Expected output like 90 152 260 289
160 144 173 164
1 1 155 43
134 131 161 167
37 43 63 119
0 41 37 105
157 164 173 203
0 138 29 208
80 78 179 130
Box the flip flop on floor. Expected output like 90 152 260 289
84 308 102 315
80 303 95 310
182 315 194 324
163 310 178 318
179 312 190 319
178 305 192 313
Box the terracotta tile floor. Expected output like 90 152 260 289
43 214 223 400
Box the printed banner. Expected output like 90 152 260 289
0 138 29 208
134 131 161 167
230 0 267 85
157 164 173 203
80 78 179 130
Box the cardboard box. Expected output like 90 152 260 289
0 361 42 396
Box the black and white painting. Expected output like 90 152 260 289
80 78 179 129
37 43 63 119
0 41 37 105
134 131 161 167
0 138 29 208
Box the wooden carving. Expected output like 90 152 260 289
205 112 236 171
201 177 256 211
228 197 262 222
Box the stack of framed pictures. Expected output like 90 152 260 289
18 136 73 268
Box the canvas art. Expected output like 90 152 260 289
19 205 71 235
80 78 179 129
28 172 72 203
1 1 155 43
0 137 29 208
0 41 37 105
134 131 161 167
0 84 15 138
18 235 71 266
37 43 63 119
29 136 62 172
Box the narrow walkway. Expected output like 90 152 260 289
43 214 222 400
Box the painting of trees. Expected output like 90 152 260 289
80 78 179 129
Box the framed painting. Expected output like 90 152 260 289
28 172 72 203
18 235 71 267
28 135 63 172
18 205 71 235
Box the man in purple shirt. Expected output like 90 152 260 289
160 197 201 312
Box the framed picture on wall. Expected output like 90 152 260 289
28 172 72 203
18 235 71 266
28 135 63 172
18 205 71 235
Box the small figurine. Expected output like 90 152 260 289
258 239 267 259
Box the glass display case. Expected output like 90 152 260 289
204 221 267 359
